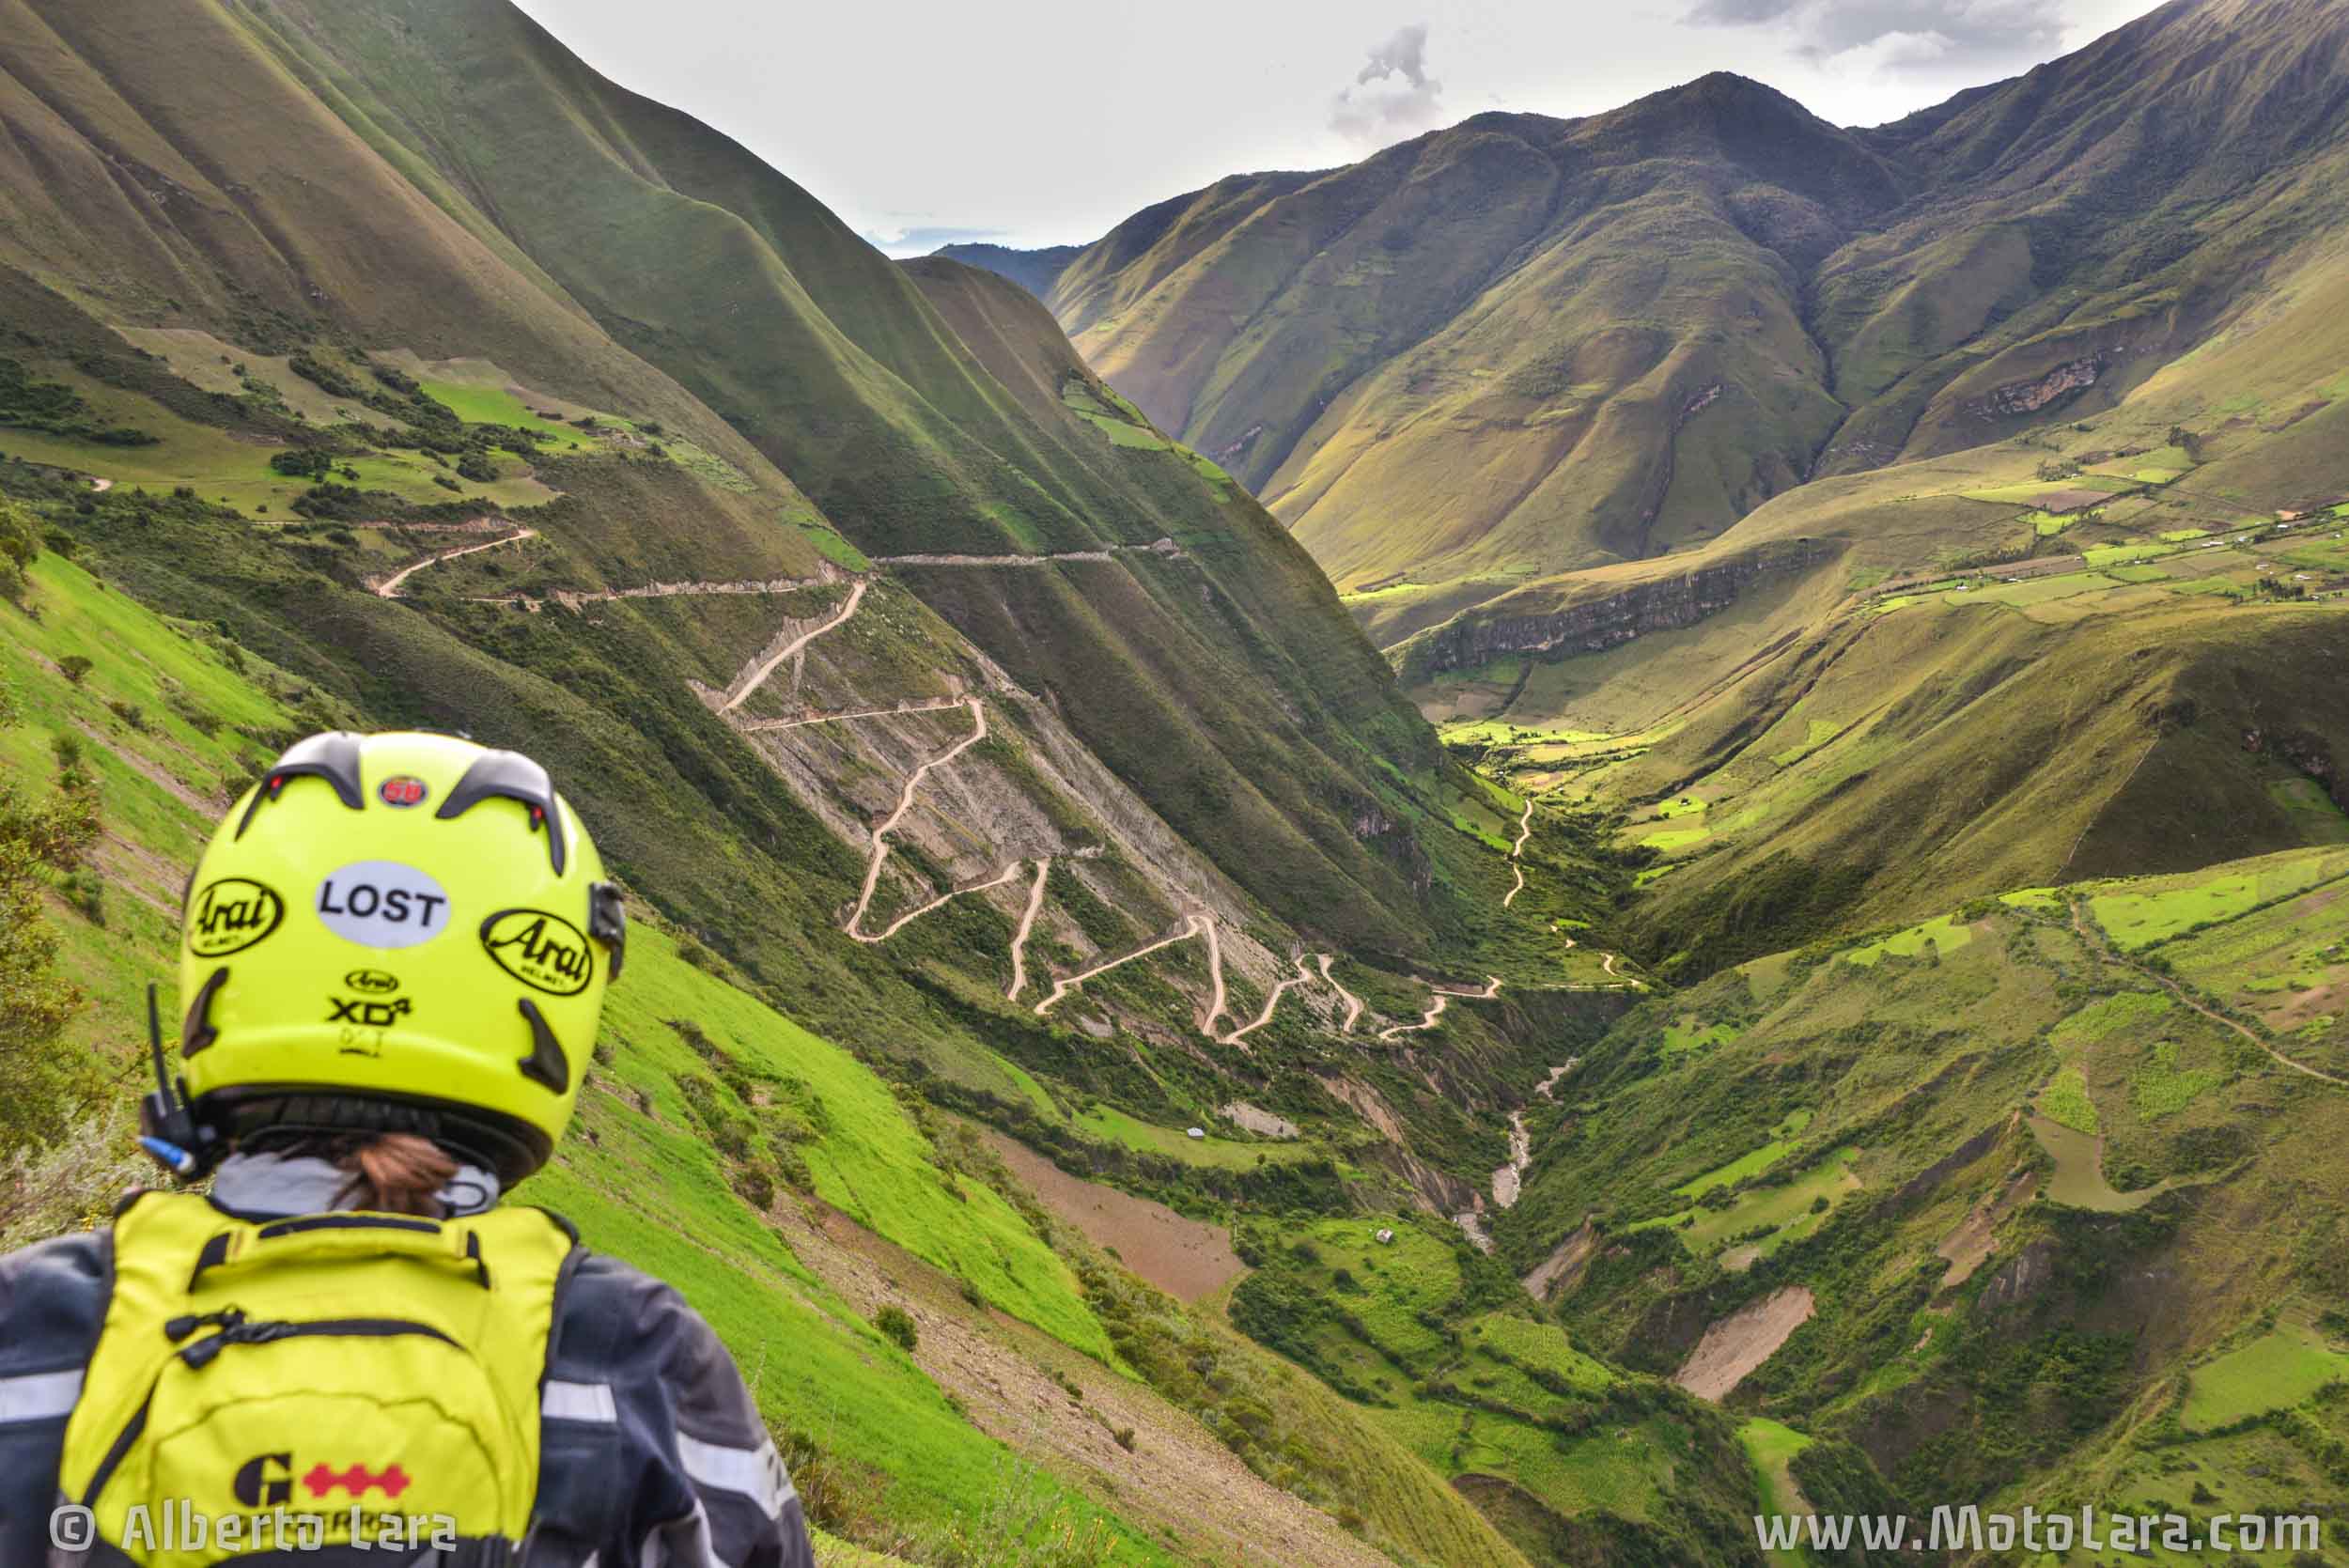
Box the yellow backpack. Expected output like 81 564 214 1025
58 1191 576 1566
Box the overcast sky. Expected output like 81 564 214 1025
508 0 2169 255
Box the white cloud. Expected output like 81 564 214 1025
1330 23 1446 147
860 225 1009 258
1683 0 2066 71
1822 26 1957 74
507 0 2168 249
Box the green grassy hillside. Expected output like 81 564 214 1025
1500 847 2349 1560
0 541 1537 1568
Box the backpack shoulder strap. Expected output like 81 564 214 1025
56 1192 225 1500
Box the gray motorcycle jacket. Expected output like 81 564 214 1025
0 1202 817 1568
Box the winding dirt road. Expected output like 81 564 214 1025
372 527 537 598
2069 902 2348 1088
843 696 989 941
1377 976 1502 1041
1317 955 1363 1033
1200 918 1231 1038
1034 916 1208 1017
1502 800 1533 908
721 579 868 712
1005 859 1052 1001
1223 955 1317 1046
1378 993 1451 1042
856 862 1023 944
739 696 969 733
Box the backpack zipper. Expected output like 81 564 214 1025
82 1315 466 1505
176 1315 462 1370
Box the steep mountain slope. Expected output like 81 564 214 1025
1814 0 2349 473
0 0 1740 1560
1026 0 2349 977
1046 0 2349 654
0 552 1528 1568
1052 80 1900 610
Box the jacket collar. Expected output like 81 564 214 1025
207 1152 501 1219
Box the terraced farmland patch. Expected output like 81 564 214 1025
1843 913 1976 966
2090 849 2349 950
2183 1324 2349 1433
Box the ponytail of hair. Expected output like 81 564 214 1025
334 1132 459 1218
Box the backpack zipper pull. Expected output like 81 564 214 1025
163 1308 245 1342
179 1313 293 1370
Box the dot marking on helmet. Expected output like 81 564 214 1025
378 774 430 809
315 862 453 949
480 908 595 997
187 878 287 957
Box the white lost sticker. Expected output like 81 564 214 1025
316 861 454 949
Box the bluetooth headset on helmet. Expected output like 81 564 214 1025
146 730 626 1186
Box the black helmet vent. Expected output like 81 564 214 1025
437 750 568 874
234 732 366 839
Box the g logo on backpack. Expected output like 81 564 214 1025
233 1452 293 1508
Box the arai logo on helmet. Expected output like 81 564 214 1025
480 908 594 996
378 775 430 808
187 877 286 957
316 862 452 949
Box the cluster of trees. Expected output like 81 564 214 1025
0 357 155 446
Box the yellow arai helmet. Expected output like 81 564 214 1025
166 731 625 1184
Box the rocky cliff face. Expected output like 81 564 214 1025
1966 356 2104 419
1397 541 1840 682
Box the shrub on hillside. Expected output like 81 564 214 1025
874 1304 918 1352
729 1163 774 1211
269 448 334 479
0 498 39 603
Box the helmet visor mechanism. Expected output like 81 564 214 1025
163 732 625 1186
